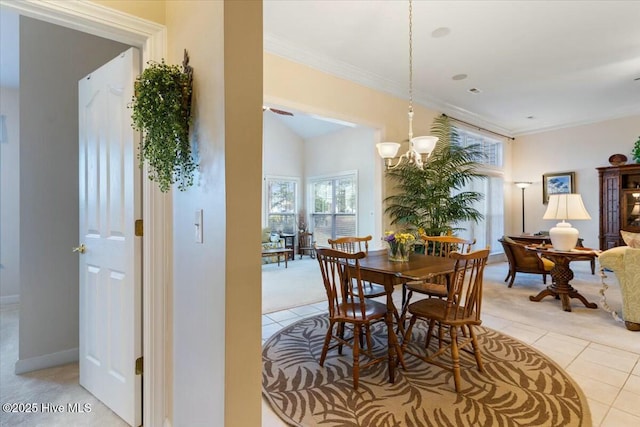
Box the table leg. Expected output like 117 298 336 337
284 252 288 268
529 256 597 312
386 287 396 383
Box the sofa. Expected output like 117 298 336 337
261 228 285 264
599 245 640 331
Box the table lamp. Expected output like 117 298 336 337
543 193 591 251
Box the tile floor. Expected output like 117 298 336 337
261 293 640 427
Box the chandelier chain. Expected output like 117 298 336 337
408 0 413 112
375 0 438 171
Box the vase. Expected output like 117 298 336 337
388 244 411 262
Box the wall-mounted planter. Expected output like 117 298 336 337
131 50 196 192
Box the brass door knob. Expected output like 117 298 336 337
73 244 86 254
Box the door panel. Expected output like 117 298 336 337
78 47 141 426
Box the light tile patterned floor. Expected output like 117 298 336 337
262 292 640 427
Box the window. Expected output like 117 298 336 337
456 174 504 252
454 129 505 252
310 173 357 244
456 128 503 168
265 176 298 233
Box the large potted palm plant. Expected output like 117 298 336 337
384 115 486 236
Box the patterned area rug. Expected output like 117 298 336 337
262 314 591 427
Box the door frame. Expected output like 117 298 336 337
1 1 170 426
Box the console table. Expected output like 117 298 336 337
526 246 599 312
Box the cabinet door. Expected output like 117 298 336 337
601 171 620 238
623 190 640 231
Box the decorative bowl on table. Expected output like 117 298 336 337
608 153 627 166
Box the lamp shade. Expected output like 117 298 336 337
412 136 438 155
543 194 591 251
543 194 591 221
514 182 532 189
376 142 401 159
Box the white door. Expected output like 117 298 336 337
78 47 141 426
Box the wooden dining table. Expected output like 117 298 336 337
354 249 457 383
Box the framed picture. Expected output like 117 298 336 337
542 171 575 204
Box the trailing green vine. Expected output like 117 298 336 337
130 52 196 192
633 136 640 163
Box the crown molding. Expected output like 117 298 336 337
268 32 640 139
0 0 164 46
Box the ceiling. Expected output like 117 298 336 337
264 0 640 137
4 3 639 138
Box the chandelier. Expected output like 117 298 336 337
376 0 438 170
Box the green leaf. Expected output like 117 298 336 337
384 115 487 235
130 59 196 192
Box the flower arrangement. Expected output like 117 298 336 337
383 231 416 262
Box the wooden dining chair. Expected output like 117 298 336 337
298 231 315 259
401 248 490 392
328 236 382 296
315 247 405 389
400 235 476 323
328 236 404 332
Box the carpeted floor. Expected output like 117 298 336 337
262 257 325 313
0 305 127 427
262 314 592 427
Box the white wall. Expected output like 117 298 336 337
263 113 304 178
17 16 130 371
263 113 383 246
510 115 640 249
305 126 382 246
166 1 263 425
0 86 19 304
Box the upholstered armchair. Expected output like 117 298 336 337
499 237 554 288
599 246 640 331
261 228 284 264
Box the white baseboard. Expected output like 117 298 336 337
15 347 79 374
0 295 19 306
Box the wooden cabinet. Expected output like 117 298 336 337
597 164 640 250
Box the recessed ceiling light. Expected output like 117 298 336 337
452 74 468 81
431 27 451 38
468 88 482 94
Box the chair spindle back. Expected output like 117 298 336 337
315 247 368 321
328 235 371 255
445 248 490 322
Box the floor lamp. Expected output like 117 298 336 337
515 182 532 233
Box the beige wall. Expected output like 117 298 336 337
265 53 439 149
511 115 640 248
90 0 165 24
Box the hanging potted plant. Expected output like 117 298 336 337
130 51 196 192
633 136 640 164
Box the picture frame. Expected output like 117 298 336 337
542 171 575 204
